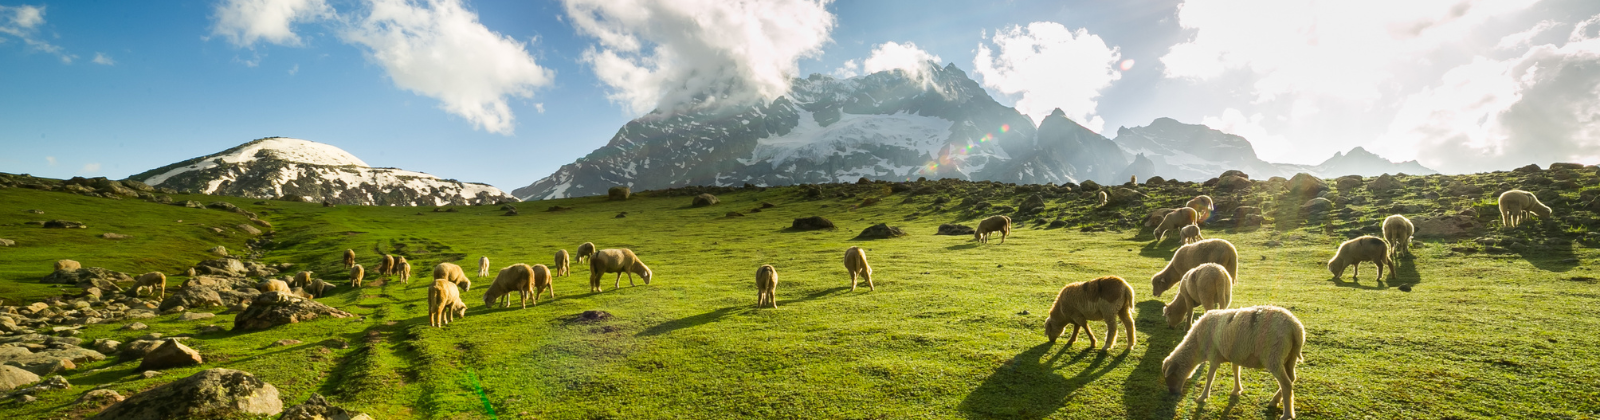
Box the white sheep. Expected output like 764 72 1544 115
428 279 467 327
554 249 571 277
1097 190 1109 207
342 249 355 269
395 257 411 284
1498 189 1552 228
1151 239 1238 297
1145 208 1178 228
433 262 472 291
1329 236 1392 282
844 246 873 292
259 279 291 293
1044 276 1137 351
531 263 554 303
1186 195 1215 222
380 255 395 277
1382 214 1414 258
1163 263 1233 329
1180 224 1204 245
755 264 779 308
975 215 1012 244
1154 207 1199 243
54 259 81 272
483 263 536 309
576 242 596 263
589 249 652 292
478 256 490 278
291 271 314 289
133 272 166 300
349 265 365 288
1161 306 1304 419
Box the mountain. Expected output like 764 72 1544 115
1309 146 1437 177
1109 118 1437 181
128 137 513 206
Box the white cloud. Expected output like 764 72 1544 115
288 63 298 75
0 4 75 63
1201 108 1298 163
79 163 101 174
534 103 545 114
91 52 114 65
45 156 56 166
1375 19 1600 173
973 21 1121 132
862 41 940 78
342 0 554 135
1496 20 1559 50
832 59 859 79
210 0 333 48
563 0 836 115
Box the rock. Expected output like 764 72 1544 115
270 339 302 347
138 339 203 370
1217 175 1251 190
43 220 87 229
93 339 120 354
42 267 133 287
178 200 204 208
1446 180 1483 196
790 216 836 231
1220 170 1249 179
99 233 132 240
760 202 776 208
1238 214 1266 228
281 393 374 420
76 388 124 407
1144 176 1166 185
198 325 225 334
608 186 631 201
1335 175 1363 191
5 358 73 376
89 368 283 419
855 223 909 239
1286 173 1328 197
1513 163 1541 173
140 370 162 379
1020 194 1046 212
569 310 613 323
13 374 70 395
1301 198 1334 214
236 224 262 235
232 292 355 331
691 193 720 207
123 322 148 331
936 224 975 235
178 312 215 321
190 259 250 277
0 365 40 391
1549 162 1585 170
208 246 228 256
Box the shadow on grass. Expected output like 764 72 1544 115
946 243 981 250
635 305 748 337
1120 300 1184 419
1515 240 1578 272
957 342 1128 419
1391 257 1423 287
784 286 851 305
1138 240 1180 259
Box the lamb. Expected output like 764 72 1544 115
478 256 490 278
53 259 81 272
844 246 874 292
133 272 166 300
483 263 536 309
1382 214 1414 258
1498 189 1552 228
427 279 467 327
1151 239 1239 297
1328 236 1392 282
589 249 652 291
1153 207 1200 243
397 260 412 284
755 264 779 308
349 264 365 288
554 249 571 277
342 249 355 269
1186 195 1215 222
1163 263 1233 329
1161 306 1304 419
291 271 314 289
576 242 596 263
1044 276 1137 351
432 262 472 291
259 279 291 293
975 215 1012 244
1180 224 1204 244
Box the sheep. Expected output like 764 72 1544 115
349 264 365 288
844 246 874 292
291 271 314 289
1498 189 1552 228
427 279 467 327
432 262 472 291
1097 190 1109 207
1328 235 1392 282
483 263 536 309
755 264 779 308
259 279 291 293
133 272 166 300
1186 195 1215 222
975 215 1012 244
54 259 81 272
1382 214 1414 258
1180 224 1204 244
589 249 652 292
531 263 555 303
1044 276 1137 351
576 242 596 263
1152 238 1239 297
397 260 412 284
1163 263 1233 329
379 255 395 277
1153 207 1200 243
1161 306 1304 419
304 278 334 298
342 249 355 269
554 249 571 277
478 256 490 278
1145 208 1178 228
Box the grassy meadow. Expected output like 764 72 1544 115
1 172 1598 419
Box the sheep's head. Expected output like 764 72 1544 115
452 301 467 317
1328 258 1346 279
1151 271 1177 297
1531 203 1553 218
1161 355 1196 395
1044 315 1067 343
640 265 653 285
1163 302 1188 329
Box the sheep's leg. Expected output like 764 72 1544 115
771 289 779 308
1000 231 1007 244
1082 322 1098 348
850 271 858 292
1269 366 1295 420
1120 308 1137 349
1197 362 1222 403
865 272 875 291
1230 364 1244 396
628 273 637 287
1064 325 1080 347
614 273 622 290
1101 317 1117 351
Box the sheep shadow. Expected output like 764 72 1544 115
1390 257 1423 287
783 286 851 305
635 305 747 337
957 342 1128 419
1120 300 1184 419
1513 240 1579 272
1138 240 1181 259
1327 273 1387 290
946 243 982 250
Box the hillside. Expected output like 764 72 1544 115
1 165 1598 418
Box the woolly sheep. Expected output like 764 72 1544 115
844 246 874 292
1163 263 1233 329
589 248 652 292
134 272 166 300
1161 306 1304 419
428 279 467 327
291 271 314 289
554 249 571 277
1329 236 1392 281
304 278 333 298
975 215 1012 244
1180 224 1204 245
1145 208 1178 228
1045 276 1137 351
1382 214 1414 258
1498 189 1552 228
433 262 472 291
531 263 554 303
1186 195 1215 222
379 255 395 277
576 242 596 263
1152 239 1239 297
54 259 81 272
259 279 291 293
755 264 779 308
1154 207 1200 243
1097 190 1109 207
483 263 536 309
342 249 355 269
478 256 490 278
349 264 365 288
397 260 412 284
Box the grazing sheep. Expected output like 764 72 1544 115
975 215 1012 244
554 249 571 277
397 260 412 284
54 259 81 272
304 278 333 298
755 265 779 308
1145 208 1178 228
1154 207 1200 243
432 263 472 291
342 249 355 269
483 264 536 309
1382 214 1414 258
1329 236 1392 281
1152 239 1239 297
589 248 652 292
427 279 467 327
1180 224 1204 245
576 242 596 263
478 256 490 278
379 255 395 277
291 271 314 289
133 272 166 300
531 263 554 303
259 279 291 293
1045 276 1137 351
1163 263 1233 329
1498 189 1552 228
1162 306 1304 419
349 264 365 288
1186 195 1215 222
844 246 874 292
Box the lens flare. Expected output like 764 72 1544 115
1119 59 1135 71
1000 124 1010 133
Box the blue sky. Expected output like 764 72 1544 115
3 0 1599 191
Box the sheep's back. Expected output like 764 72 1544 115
591 249 638 273
1190 306 1304 368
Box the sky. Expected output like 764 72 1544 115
2 0 1599 191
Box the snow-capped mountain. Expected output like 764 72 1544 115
128 137 513 206
1307 146 1436 177
1109 118 1436 181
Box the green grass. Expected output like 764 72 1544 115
2 173 1599 419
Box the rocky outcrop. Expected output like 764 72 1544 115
0 365 40 391
89 368 283 420
138 339 203 370
280 393 373 420
232 293 355 332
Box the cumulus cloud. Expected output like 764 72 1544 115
45 156 56 166
1496 20 1559 50
1375 18 1600 173
91 52 114 65
973 22 1121 132
0 4 75 63
210 0 334 48
1202 108 1297 162
79 163 101 174
342 0 554 135
862 41 940 77
832 59 859 79
563 0 836 115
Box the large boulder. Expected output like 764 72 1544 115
1335 175 1363 191
191 258 247 277
42 267 132 287
1301 197 1334 214
607 186 630 201
89 368 283 420
233 293 355 332
1217 175 1251 190
1286 173 1328 197
790 216 836 231
160 280 260 311
1368 174 1402 191
691 193 720 207
0 365 40 391
280 393 373 420
138 339 203 370
855 223 909 239
1019 194 1046 212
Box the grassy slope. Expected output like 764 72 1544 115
1 175 1598 419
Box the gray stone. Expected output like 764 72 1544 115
209 246 228 256
233 293 354 331
281 393 373 420
137 339 202 370
0 365 40 391
75 388 124 406
89 368 283 420
177 312 215 321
